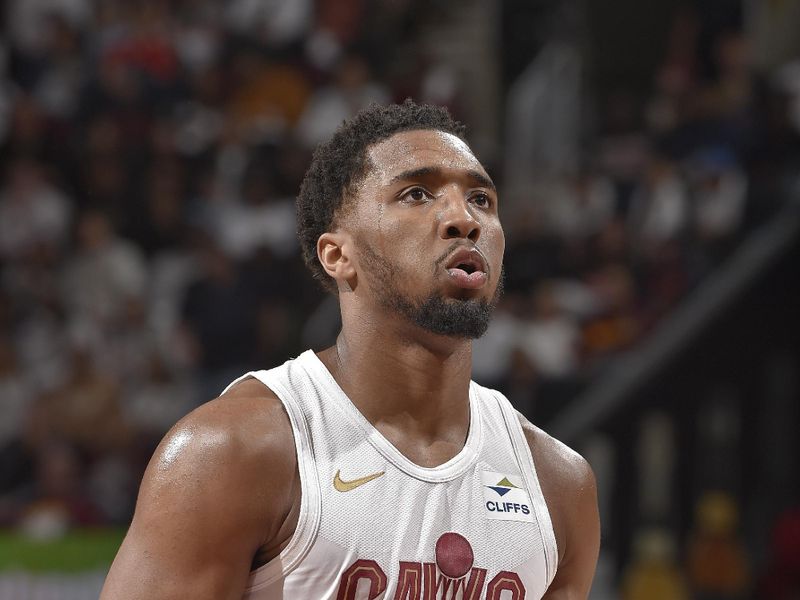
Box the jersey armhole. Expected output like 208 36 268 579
234 370 322 592
493 392 559 587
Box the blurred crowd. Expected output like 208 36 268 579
0 0 443 533
477 9 800 421
0 0 798 597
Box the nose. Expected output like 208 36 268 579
437 194 481 242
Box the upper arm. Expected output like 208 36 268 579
100 381 297 600
518 414 600 600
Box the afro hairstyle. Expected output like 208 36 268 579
296 99 467 293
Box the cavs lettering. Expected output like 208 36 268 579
335 532 525 600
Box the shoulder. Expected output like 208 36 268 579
137 377 297 534
515 411 595 496
101 378 299 597
150 376 294 482
515 411 598 564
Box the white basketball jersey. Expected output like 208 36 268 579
223 350 558 599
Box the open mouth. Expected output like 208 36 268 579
445 247 487 275
455 262 478 275
443 247 489 289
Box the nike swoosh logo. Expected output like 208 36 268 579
333 469 385 492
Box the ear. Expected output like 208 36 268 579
317 231 357 291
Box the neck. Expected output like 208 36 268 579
317 311 473 445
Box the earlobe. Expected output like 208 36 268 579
317 232 356 289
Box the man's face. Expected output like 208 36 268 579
343 129 505 338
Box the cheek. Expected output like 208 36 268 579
394 231 432 273
352 201 390 252
484 220 505 258
374 212 432 263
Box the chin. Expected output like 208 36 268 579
409 294 493 340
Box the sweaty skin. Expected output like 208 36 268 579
100 130 599 600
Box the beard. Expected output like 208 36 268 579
357 242 503 339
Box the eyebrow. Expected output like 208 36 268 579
388 166 497 192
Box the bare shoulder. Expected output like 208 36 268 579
515 412 600 597
515 411 596 498
101 377 297 599
143 377 296 498
515 411 598 568
133 376 298 545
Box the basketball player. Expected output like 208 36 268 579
101 101 600 599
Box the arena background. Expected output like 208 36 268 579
0 0 798 598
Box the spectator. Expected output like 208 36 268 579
297 53 389 148
472 293 523 388
517 281 581 379
213 163 297 261
622 528 689 600
0 158 71 261
627 155 689 252
227 50 311 138
0 336 34 449
34 346 131 457
543 169 616 242
61 210 148 333
179 236 260 400
225 0 312 47
582 264 641 359
123 353 195 444
17 441 102 538
686 491 751 599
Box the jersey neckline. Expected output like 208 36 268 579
299 349 483 482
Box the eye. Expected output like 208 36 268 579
470 192 493 208
400 187 432 203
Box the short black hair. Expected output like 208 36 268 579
296 99 467 292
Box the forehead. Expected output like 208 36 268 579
365 129 485 183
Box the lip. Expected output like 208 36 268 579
444 247 489 290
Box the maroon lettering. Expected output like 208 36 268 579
336 559 388 600
393 561 422 600
422 563 436 600
486 571 526 600
422 562 462 599
462 568 488 600
420 563 487 600
335 532 524 600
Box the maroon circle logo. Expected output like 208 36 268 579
434 532 474 578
